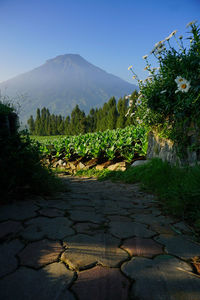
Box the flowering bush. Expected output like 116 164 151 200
127 21 200 155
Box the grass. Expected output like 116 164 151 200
75 158 200 232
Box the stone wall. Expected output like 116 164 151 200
147 131 200 166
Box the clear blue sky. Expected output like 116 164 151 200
0 0 199 84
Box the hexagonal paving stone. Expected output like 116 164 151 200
61 233 128 270
70 200 94 207
96 207 128 215
121 255 200 300
43 199 71 210
71 266 130 300
132 214 165 225
149 207 162 216
121 237 164 258
69 211 105 223
129 208 152 215
73 222 107 235
109 221 156 239
0 220 23 239
18 239 64 268
21 217 74 241
129 200 148 209
0 240 24 277
133 213 174 225
155 234 200 259
0 263 75 300
69 206 95 212
39 208 65 217
0 202 38 221
107 215 132 222
172 221 193 235
114 200 134 209
33 198 50 208
149 223 176 235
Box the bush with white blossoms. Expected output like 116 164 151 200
128 21 200 153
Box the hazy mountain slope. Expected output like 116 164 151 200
0 54 137 123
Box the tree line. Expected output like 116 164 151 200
27 91 138 136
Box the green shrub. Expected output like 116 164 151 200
0 102 63 201
128 21 200 155
0 130 63 201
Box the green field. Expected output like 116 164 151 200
31 125 148 162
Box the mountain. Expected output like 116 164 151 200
0 54 137 123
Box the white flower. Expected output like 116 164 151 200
151 41 164 54
125 94 132 100
154 40 164 48
136 99 142 106
160 90 167 94
129 100 133 107
130 112 135 117
142 55 148 59
175 76 191 93
128 65 133 70
165 30 177 41
144 65 150 71
165 35 171 41
186 20 197 28
136 118 142 124
169 30 177 38
150 47 156 54
156 45 166 53
125 108 131 116
177 80 191 93
175 76 185 85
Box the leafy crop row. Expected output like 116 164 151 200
34 125 148 162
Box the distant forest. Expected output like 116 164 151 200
27 91 138 136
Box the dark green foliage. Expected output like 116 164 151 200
116 97 127 128
0 101 14 115
70 105 86 135
138 23 200 153
107 97 118 130
27 115 35 133
28 107 65 136
0 131 63 201
27 91 139 136
0 103 63 201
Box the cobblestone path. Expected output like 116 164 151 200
1 176 200 300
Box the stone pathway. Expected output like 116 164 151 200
1 176 200 300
